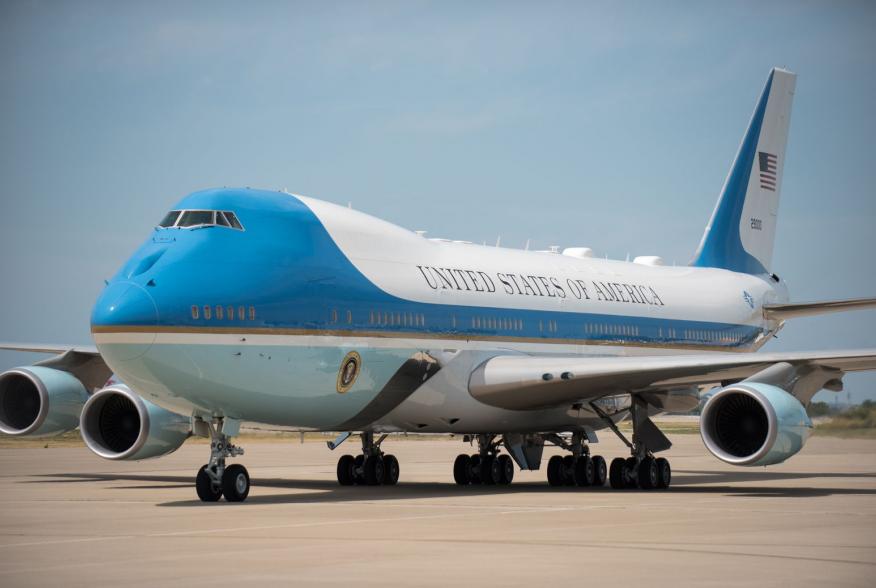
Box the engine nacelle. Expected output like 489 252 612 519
700 383 812 466
0 367 87 437
80 385 191 460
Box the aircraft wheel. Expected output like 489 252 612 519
591 455 608 487
222 464 250 502
337 454 356 486
383 454 400 486
498 454 514 485
624 457 639 489
363 456 385 486
547 455 565 487
574 456 594 487
454 454 472 485
353 455 365 485
562 455 576 486
196 465 222 502
656 457 671 489
609 457 626 489
637 457 658 490
481 455 501 485
469 454 482 485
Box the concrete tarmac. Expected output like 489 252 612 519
0 434 875 587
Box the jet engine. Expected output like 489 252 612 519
0 367 87 436
80 384 191 460
700 383 812 466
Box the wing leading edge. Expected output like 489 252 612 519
468 349 876 411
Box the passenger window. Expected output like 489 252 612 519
191 305 199 319
215 305 223 320
227 306 234 320
249 306 256 321
159 211 181 228
238 306 245 320
203 305 211 320
346 310 352 324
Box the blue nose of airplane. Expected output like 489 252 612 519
91 281 159 327
91 282 158 361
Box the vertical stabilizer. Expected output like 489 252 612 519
691 68 796 274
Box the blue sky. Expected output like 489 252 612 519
1 1 875 402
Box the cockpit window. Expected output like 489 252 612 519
224 211 243 230
177 210 215 227
158 210 181 227
156 209 244 231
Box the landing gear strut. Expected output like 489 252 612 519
594 397 672 490
195 418 249 502
336 432 400 486
453 434 515 486
544 432 608 488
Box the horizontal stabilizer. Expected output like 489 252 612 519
763 297 876 320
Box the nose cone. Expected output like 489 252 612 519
91 282 158 361
92 282 159 327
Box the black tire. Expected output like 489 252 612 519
196 464 222 502
609 457 626 489
337 454 355 486
624 457 639 489
637 457 658 490
222 464 250 502
574 456 594 487
453 454 472 485
591 455 608 487
469 454 482 485
562 455 576 486
383 454 400 486
655 457 671 489
547 455 564 487
353 455 365 485
363 456 385 486
498 454 514 485
480 455 501 485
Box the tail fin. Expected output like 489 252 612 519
691 68 796 274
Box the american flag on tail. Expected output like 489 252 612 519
758 152 777 191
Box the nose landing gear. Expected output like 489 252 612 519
195 418 249 502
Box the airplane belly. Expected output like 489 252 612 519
95 337 417 429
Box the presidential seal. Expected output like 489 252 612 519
336 351 361 393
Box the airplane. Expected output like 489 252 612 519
1 67 875 502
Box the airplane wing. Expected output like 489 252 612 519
468 349 876 411
0 343 109 392
0 342 99 354
763 297 876 320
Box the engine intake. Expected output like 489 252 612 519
0 367 87 437
80 385 191 460
700 383 812 466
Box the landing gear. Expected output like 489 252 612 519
195 418 248 503
545 432 607 489
335 432 399 486
594 397 673 491
453 434 515 486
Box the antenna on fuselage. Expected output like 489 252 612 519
524 239 530 251
495 235 501 247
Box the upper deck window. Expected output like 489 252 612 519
157 209 245 231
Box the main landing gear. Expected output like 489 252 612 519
544 432 608 488
336 432 400 486
453 434 515 486
594 397 672 490
195 418 250 502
